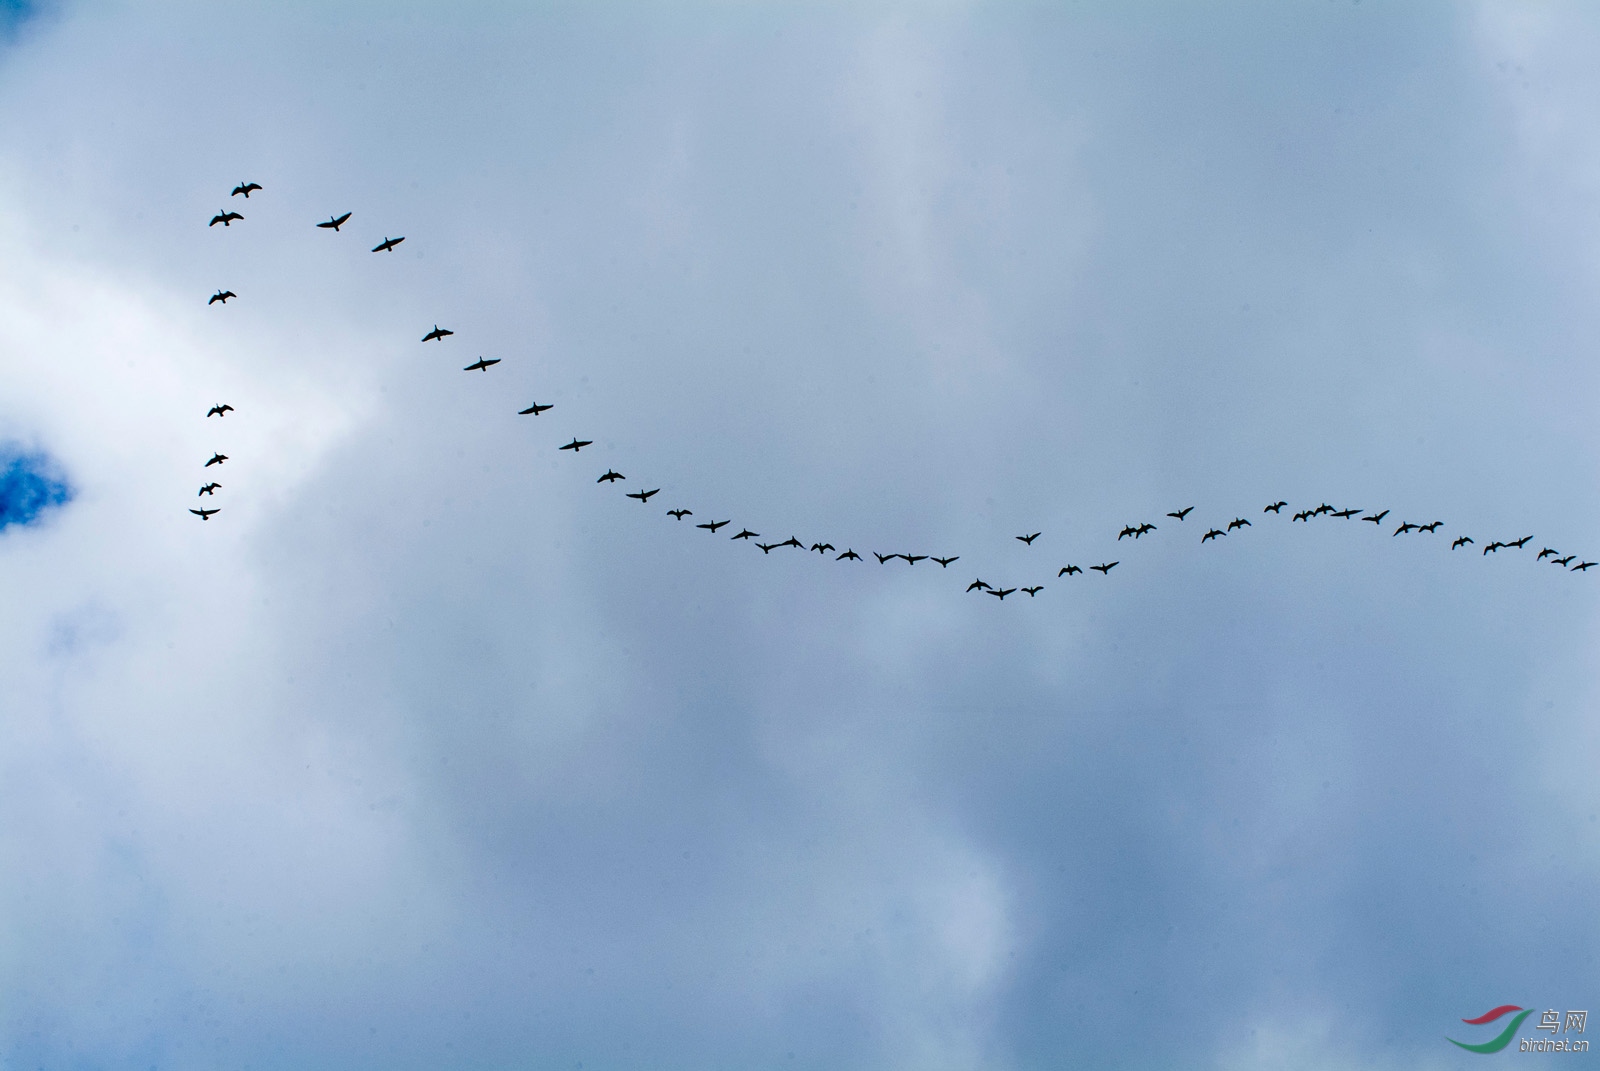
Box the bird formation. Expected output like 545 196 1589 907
194 180 1598 593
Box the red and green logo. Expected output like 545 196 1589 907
1448 1005 1534 1053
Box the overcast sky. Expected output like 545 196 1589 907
1 3 1597 1069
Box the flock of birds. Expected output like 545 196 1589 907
193 180 1596 596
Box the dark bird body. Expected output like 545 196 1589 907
318 212 352 231
1537 548 1558 560
230 182 262 198
1332 508 1360 519
1016 532 1041 545
902 554 927 565
190 507 219 520
1363 510 1389 525
668 509 692 520
1264 501 1287 514
209 210 243 227
422 326 454 342
206 404 233 417
559 438 593 452
837 549 862 561
208 290 235 305
464 357 501 371
966 578 990 592
778 537 803 550
732 529 759 540
874 552 895 564
987 587 1016 600
1418 521 1444 533
810 543 834 554
1202 529 1224 542
1021 586 1042 597
597 470 624 483
1227 518 1250 531
1091 562 1118 574
697 520 729 533
371 236 405 253
1169 507 1195 520
1058 565 1081 576
204 453 227 467
1553 555 1575 567
1508 536 1533 549
198 483 219 496
1292 511 1312 522
1573 561 1596 572
932 556 958 568
519 403 553 416
1452 537 1474 550
626 489 659 503
1394 523 1417 536
755 542 778 554
1483 542 1505 555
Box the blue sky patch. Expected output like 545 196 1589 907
0 446 72 531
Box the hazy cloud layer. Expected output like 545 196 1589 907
0 4 1596 1070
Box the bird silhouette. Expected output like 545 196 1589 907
966 578 991 592
1263 501 1287 514
697 520 730 532
902 554 927 565
209 209 243 227
1482 541 1505 555
1315 504 1334 516
778 537 804 550
190 507 219 520
1021 586 1043 597
1332 508 1361 519
230 181 262 198
1118 526 1137 540
837 549 862 561
597 470 624 483
1136 523 1156 536
1169 506 1196 520
197 483 220 496
1202 529 1224 542
204 453 227 467
931 556 959 567
1292 510 1312 522
1393 523 1417 536
986 587 1017 600
755 542 778 554
422 325 454 342
206 404 233 418
1573 561 1596 572
1058 565 1081 576
1537 548 1558 560
1091 562 1118 574
1227 518 1251 531
1452 536 1474 550
208 290 235 305
810 543 835 554
626 489 660 503
731 529 759 540
1507 536 1533 549
874 552 896 564
1016 532 1041 545
317 212 352 231
1418 521 1443 533
463 357 501 371
519 402 553 416
668 509 692 520
559 438 593 452
371 236 405 253
1362 510 1389 524
1552 555 1575 567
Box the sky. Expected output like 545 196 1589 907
0 2 1597 1069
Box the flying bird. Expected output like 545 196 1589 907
1507 535 1533 549
1058 565 1081 576
667 509 692 520
519 402 553 416
1452 536 1474 550
1315 504 1335 516
1573 561 1596 572
931 556 959 568
197 483 219 496
208 290 235 305
731 529 759 540
422 325 454 342
1332 508 1361 519
778 537 804 550
755 542 778 554
986 587 1017 600
875 553 896 564
810 543 834 554
626 488 660 503
902 554 927 565
1552 555 1575 567
1118 526 1137 541
1201 529 1224 542
1021 586 1043 597
1091 562 1118 574
1169 506 1195 520
209 209 243 227
1393 523 1417 536
463 357 501 371
1418 521 1444 533
1016 532 1041 545
1537 548 1558 560
1362 510 1389 524
837 549 862 561
1227 518 1251 531
559 438 593 452
696 519 730 532
230 181 262 198
1136 523 1156 536
597 470 624 483
190 507 219 520
206 404 233 418
203 452 227 467
1263 501 1287 514
317 212 352 231
371 236 406 253
1292 510 1312 522
966 578 991 592
1482 542 1505 555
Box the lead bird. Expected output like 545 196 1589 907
317 212 352 231
626 488 659 503
231 181 262 198
463 357 501 371
519 402 553 416
372 236 405 253
422 325 454 342
559 438 593 452
208 290 235 305
209 209 243 227
206 404 233 417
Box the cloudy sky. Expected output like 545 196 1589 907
1 2 1597 1068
